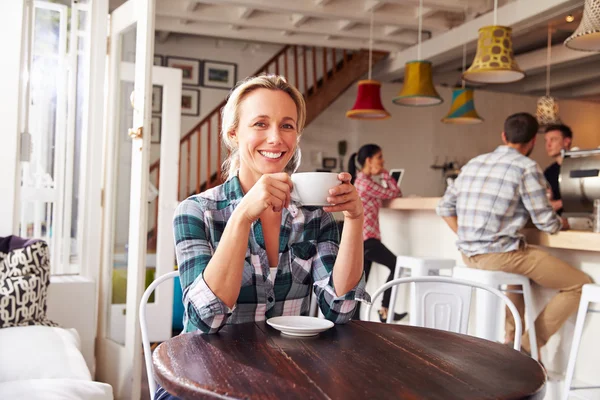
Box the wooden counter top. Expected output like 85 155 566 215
383 197 440 210
523 229 600 253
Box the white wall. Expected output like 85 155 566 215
0 1 25 236
300 84 600 197
152 37 284 162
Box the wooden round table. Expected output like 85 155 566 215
153 320 546 400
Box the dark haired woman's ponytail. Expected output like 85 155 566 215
348 153 358 185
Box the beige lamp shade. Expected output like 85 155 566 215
565 0 600 51
392 61 443 106
463 26 525 84
442 88 483 124
536 96 561 127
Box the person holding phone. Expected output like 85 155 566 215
348 144 406 323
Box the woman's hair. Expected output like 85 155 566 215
220 74 306 179
348 144 382 184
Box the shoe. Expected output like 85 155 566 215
378 309 408 323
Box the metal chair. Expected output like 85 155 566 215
139 270 179 399
366 276 523 351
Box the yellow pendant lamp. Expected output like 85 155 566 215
537 26 561 127
462 1 524 84
564 0 600 51
346 8 390 120
442 44 483 124
392 0 443 106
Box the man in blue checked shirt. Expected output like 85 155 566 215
437 112 592 359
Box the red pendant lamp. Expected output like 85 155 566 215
346 8 390 120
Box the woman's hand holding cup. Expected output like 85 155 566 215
323 172 363 220
238 173 292 223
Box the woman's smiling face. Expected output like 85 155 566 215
232 88 298 182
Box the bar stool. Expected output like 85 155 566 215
563 284 600 400
387 256 456 324
452 266 539 361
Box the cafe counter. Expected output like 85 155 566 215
374 197 600 391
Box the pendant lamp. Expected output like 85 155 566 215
462 0 524 84
346 8 390 120
392 0 443 106
537 25 561 127
564 0 600 51
442 44 483 124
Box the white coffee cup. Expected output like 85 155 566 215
290 172 341 206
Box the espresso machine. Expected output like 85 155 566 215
560 148 600 230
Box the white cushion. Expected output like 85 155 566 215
0 326 91 382
0 378 113 399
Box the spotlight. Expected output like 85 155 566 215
566 14 575 23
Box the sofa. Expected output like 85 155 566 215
0 236 113 399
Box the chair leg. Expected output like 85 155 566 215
522 283 539 361
386 262 404 324
562 298 589 400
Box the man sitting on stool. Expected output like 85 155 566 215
436 112 592 357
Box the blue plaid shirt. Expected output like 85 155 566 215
174 176 370 334
437 146 562 257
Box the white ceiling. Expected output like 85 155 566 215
111 0 599 101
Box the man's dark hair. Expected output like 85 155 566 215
544 124 573 140
503 113 539 144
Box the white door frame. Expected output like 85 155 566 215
96 0 155 398
109 62 181 344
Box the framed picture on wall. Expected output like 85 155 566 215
151 116 161 144
152 85 162 114
166 56 201 86
153 55 164 66
181 88 200 116
201 60 237 89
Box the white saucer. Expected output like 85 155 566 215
266 316 334 337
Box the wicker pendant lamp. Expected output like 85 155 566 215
442 44 483 124
462 0 524 84
537 25 561 127
565 0 600 51
346 8 390 120
392 0 443 106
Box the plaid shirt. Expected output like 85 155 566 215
174 176 370 334
437 146 562 257
355 171 401 241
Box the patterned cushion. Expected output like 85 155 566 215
0 237 57 328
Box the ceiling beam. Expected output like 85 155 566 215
155 5 418 45
155 17 403 52
551 81 600 99
516 43 597 74
191 0 449 32
238 7 255 19
380 0 470 13
374 0 583 81
291 13 310 27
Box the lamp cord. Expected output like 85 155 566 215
493 0 497 26
417 0 423 60
369 7 374 80
462 43 467 89
546 24 551 96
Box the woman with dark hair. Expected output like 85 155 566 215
348 144 406 323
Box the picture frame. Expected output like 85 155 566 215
166 56 201 86
322 157 337 170
181 88 200 116
152 85 162 114
153 55 164 66
201 60 237 89
151 116 161 144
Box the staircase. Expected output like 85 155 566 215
147 45 387 249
